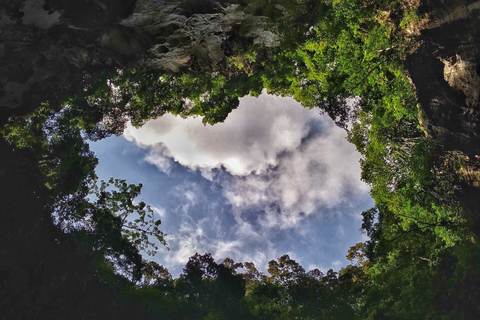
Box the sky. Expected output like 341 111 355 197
89 92 374 277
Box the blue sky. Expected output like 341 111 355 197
90 93 374 277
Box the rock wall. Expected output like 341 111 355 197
0 0 137 120
406 0 480 219
0 0 284 121
122 0 280 72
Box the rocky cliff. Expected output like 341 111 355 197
0 0 287 122
406 0 480 221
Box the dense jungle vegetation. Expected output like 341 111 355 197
2 0 480 318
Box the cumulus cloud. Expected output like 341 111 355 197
124 93 312 176
124 93 369 226
217 119 370 229
144 144 174 174
121 92 372 274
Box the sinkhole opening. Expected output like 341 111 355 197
89 92 374 277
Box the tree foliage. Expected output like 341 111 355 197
52 176 166 280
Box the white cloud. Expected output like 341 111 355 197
307 264 321 272
164 215 209 266
331 260 343 270
169 181 202 209
213 115 370 229
145 148 173 174
212 240 242 259
123 92 372 274
157 193 280 274
124 92 369 229
124 93 311 176
152 188 370 276
162 215 276 273
151 205 166 218
125 94 368 227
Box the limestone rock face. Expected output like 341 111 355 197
121 0 280 72
0 0 282 117
442 53 480 109
407 0 480 217
407 4 480 156
0 0 136 118
21 0 61 29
